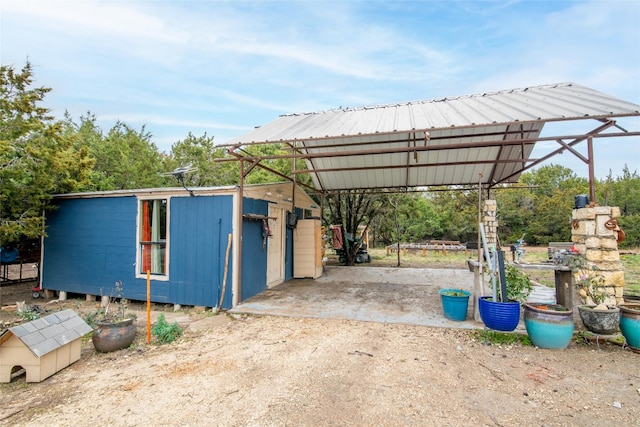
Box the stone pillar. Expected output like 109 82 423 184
483 200 498 249
571 206 625 305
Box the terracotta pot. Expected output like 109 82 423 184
92 318 137 352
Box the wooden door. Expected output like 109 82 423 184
267 206 284 288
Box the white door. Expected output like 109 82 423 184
267 206 285 288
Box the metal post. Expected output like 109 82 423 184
236 159 244 306
587 136 596 204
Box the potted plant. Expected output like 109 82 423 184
438 288 471 321
479 253 533 332
523 303 574 349
618 303 640 350
88 281 138 352
564 253 620 335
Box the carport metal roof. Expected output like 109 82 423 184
225 82 640 193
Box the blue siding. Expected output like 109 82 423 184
167 196 233 308
43 195 235 309
43 197 138 296
241 198 269 301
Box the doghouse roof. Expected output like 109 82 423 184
0 309 93 357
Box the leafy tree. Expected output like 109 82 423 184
164 132 237 187
1 62 93 245
241 143 312 187
370 192 441 246
324 190 385 265
598 165 640 247
429 187 478 242
61 113 166 191
517 164 588 245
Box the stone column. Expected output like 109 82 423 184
570 206 625 305
483 200 498 249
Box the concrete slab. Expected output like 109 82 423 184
230 266 486 329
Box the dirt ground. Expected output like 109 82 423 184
1 287 639 426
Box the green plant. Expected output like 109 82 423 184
472 330 532 346
563 254 607 306
151 314 183 344
441 289 467 296
504 264 533 303
486 263 533 304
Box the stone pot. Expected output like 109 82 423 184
577 305 620 335
619 304 640 350
92 318 137 352
524 303 574 349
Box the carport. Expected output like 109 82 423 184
225 82 640 326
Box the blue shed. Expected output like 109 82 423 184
41 183 321 309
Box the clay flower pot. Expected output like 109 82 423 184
92 318 137 352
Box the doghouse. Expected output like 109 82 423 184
0 309 92 383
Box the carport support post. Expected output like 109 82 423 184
236 158 244 306
587 136 596 205
291 141 297 215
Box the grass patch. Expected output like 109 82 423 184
622 253 640 296
472 329 532 346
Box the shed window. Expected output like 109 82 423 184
139 199 167 275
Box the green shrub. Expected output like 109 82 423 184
151 313 183 344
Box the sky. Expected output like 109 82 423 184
1 0 639 180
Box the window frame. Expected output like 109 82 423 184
136 196 170 281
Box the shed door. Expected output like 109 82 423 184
267 206 285 288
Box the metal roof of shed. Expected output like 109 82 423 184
226 82 640 191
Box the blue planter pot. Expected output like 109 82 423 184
524 303 574 349
619 304 640 350
439 289 471 321
478 296 521 332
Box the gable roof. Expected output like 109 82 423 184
226 83 640 191
1 309 93 357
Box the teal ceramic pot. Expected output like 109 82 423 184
438 289 471 321
524 303 574 349
619 304 640 350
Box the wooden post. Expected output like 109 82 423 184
146 270 151 344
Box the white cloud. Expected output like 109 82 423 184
2 0 638 177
